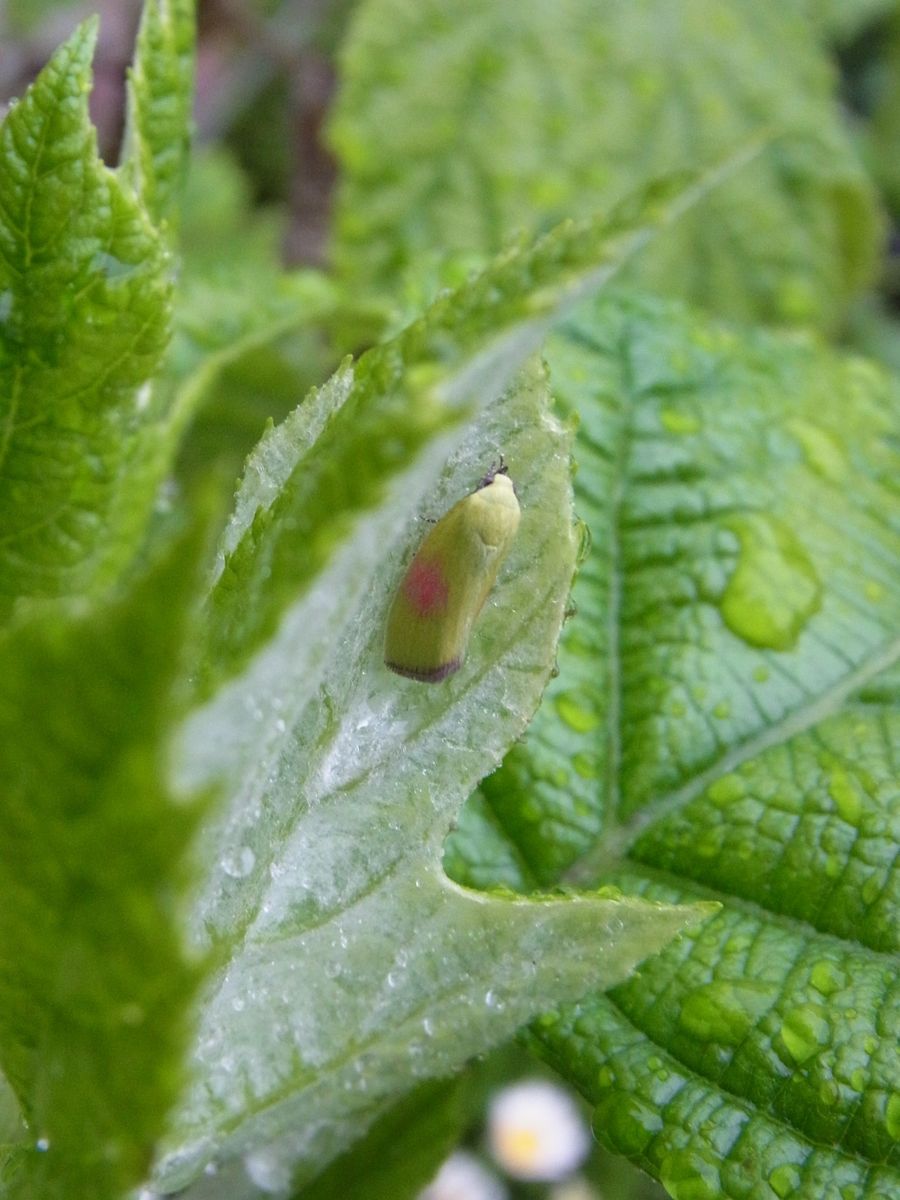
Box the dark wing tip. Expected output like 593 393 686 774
385 657 462 683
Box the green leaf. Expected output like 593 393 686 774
0 21 180 615
167 264 340 487
120 0 196 231
328 0 880 330
151 359 709 1196
177 147 291 279
0 1071 25 1143
164 151 342 485
0 523 210 1200
295 1077 474 1200
532 867 900 1200
446 292 900 1196
864 12 900 218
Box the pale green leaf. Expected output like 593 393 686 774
151 360 708 1196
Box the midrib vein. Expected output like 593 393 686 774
569 631 900 879
603 335 636 830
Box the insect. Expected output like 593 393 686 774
384 461 521 682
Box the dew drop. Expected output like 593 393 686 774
778 1003 831 1065
221 846 256 879
244 1147 291 1194
594 1090 662 1156
828 768 862 824
707 773 745 807
660 1148 720 1200
769 1163 801 1198
719 514 821 650
678 980 771 1046
809 960 845 997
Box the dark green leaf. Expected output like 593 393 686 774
447 291 900 1198
295 1077 473 1200
0 523 211 1200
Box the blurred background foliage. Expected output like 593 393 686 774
2 0 896 490
0 3 897 1198
2 0 897 277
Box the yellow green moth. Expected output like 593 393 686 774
384 462 521 682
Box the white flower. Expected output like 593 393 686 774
418 1150 507 1200
550 1177 602 1200
487 1079 591 1182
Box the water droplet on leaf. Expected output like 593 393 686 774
719 514 821 650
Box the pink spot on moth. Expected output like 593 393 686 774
403 557 449 616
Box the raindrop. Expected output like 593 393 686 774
719 514 821 650
221 847 256 879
